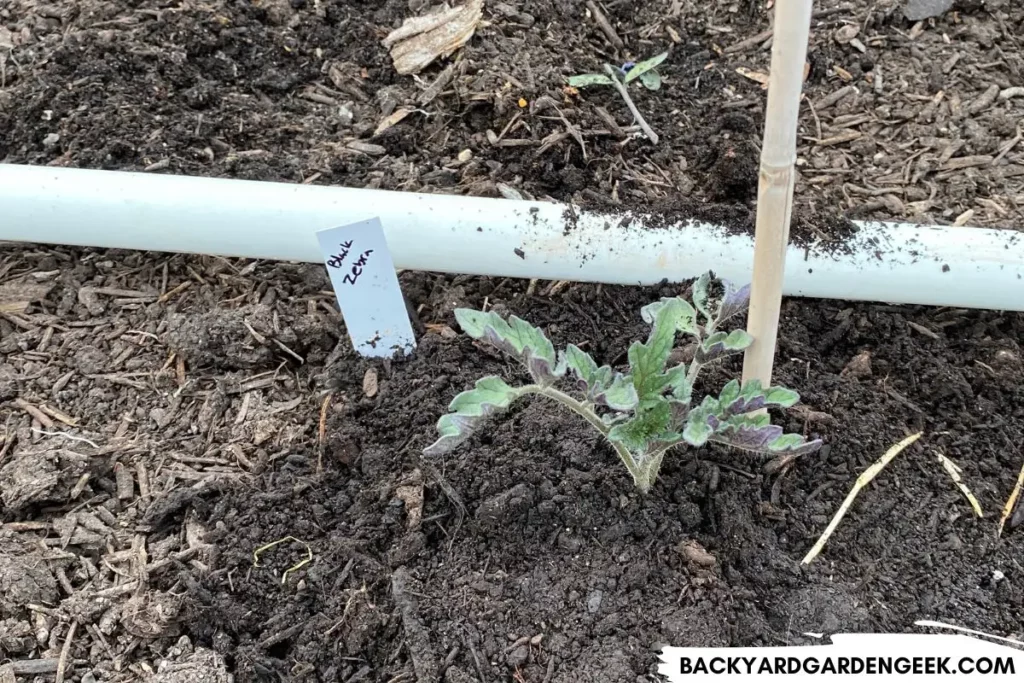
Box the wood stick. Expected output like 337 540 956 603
602 65 659 145
585 1 624 50
741 0 813 390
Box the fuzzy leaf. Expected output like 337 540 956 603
709 419 821 456
682 411 713 446
764 386 800 407
695 329 754 365
424 376 523 455
714 379 802 416
455 309 561 383
631 298 697 398
640 297 698 337
716 280 751 324
624 51 669 83
639 69 662 90
666 366 692 403
600 374 640 411
691 272 713 323
568 73 613 87
709 415 783 451
608 400 676 455
718 379 741 408
564 344 598 384
767 433 823 455
563 344 638 410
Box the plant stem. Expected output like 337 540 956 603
686 359 703 386
522 385 644 486
602 64 659 145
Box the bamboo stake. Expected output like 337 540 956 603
742 0 814 388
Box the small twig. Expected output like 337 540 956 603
602 65 659 145
55 621 78 683
317 393 332 473
14 398 55 428
802 432 922 565
585 0 624 50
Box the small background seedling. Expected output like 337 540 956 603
567 51 668 144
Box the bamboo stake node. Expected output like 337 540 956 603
742 0 814 389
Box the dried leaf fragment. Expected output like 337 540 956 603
382 0 484 76
736 67 769 88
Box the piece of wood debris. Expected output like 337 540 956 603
736 66 769 88
375 107 415 137
585 0 623 50
382 0 483 76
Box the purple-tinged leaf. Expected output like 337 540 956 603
710 420 784 451
695 329 754 365
623 51 668 83
716 281 751 324
767 434 823 456
424 376 523 456
563 344 638 409
456 308 562 384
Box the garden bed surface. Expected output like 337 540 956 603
1 0 1024 680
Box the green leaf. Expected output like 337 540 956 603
568 73 614 87
640 297 698 337
665 366 692 403
639 69 661 90
695 329 754 365
691 272 713 324
563 344 638 410
682 412 713 446
454 308 562 384
624 51 669 83
681 395 717 446
608 400 674 454
564 344 598 384
768 433 823 456
602 374 640 411
630 298 697 399
718 379 741 407
764 386 800 408
423 376 524 456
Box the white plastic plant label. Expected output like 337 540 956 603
316 218 416 358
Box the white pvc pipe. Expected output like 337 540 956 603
1 164 1022 311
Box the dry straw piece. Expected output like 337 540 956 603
802 432 923 565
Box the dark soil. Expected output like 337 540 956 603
1 0 1023 228
3 0 1024 681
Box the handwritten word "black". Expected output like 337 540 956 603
343 250 374 285
326 240 355 269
